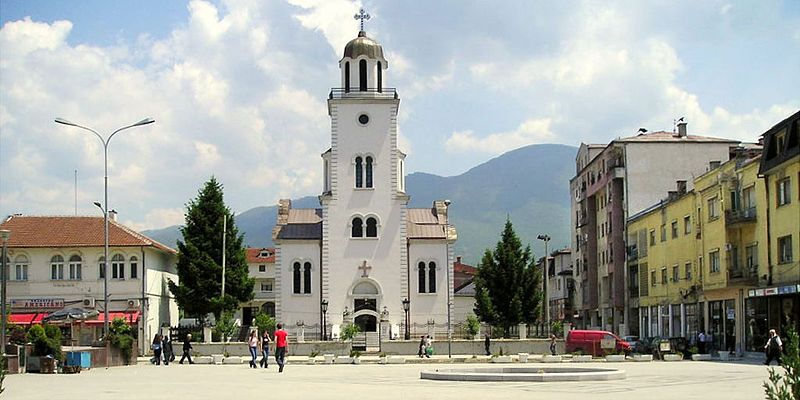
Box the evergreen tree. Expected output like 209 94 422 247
168 177 254 322
473 218 542 337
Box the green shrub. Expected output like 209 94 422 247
107 317 135 364
463 314 481 340
253 313 276 335
340 323 361 342
26 324 62 361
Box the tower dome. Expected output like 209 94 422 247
342 31 386 62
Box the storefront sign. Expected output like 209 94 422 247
726 309 735 319
11 298 65 309
748 285 798 298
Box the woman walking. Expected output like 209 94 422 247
248 330 260 368
259 330 271 368
163 336 174 365
152 334 163 366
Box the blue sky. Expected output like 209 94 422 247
1 0 798 231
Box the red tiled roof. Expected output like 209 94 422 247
454 257 476 289
0 215 175 254
246 247 275 263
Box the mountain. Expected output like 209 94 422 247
143 143 577 264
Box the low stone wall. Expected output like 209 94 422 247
191 339 562 357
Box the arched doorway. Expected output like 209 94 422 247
355 314 377 332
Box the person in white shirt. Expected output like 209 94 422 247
763 329 783 366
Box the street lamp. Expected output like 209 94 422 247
55 117 155 342
537 234 551 333
402 298 410 340
444 199 452 358
1 229 10 355
321 299 329 341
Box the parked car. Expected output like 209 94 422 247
565 330 632 357
621 335 641 353
641 336 691 359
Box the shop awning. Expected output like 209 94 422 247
8 313 45 325
83 311 140 325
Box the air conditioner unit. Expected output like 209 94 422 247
127 299 141 308
83 297 95 308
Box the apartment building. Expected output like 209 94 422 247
235 247 276 327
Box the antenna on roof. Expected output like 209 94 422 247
74 169 78 216
673 117 684 133
638 128 648 133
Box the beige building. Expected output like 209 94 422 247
0 215 178 354
570 122 740 335
235 247 276 329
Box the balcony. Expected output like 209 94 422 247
329 88 398 100
728 265 759 285
254 291 276 300
725 207 757 226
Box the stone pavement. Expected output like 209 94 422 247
4 357 776 400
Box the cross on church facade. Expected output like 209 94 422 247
354 8 370 31
358 260 372 277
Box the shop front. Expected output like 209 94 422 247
745 284 800 352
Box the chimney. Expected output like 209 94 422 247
108 210 118 222
677 121 687 137
456 256 462 264
677 180 687 195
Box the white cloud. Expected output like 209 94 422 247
445 118 556 155
287 0 361 53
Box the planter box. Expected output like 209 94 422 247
26 356 41 372
307 357 317 365
541 355 562 363
335 356 353 364
195 356 213 364
211 354 224 364
352 357 361 365
718 352 730 361
605 355 626 362
632 354 653 362
663 354 683 361
223 356 242 364
518 353 529 363
386 356 405 364
691 354 712 361
324 354 335 364
491 356 513 363
572 355 593 363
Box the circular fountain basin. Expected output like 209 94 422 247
420 367 625 382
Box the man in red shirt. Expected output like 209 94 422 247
274 323 288 372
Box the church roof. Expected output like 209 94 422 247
343 31 385 61
288 209 322 224
407 207 447 239
274 208 322 240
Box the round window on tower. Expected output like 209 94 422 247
358 113 370 126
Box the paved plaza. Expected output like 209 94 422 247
4 357 775 400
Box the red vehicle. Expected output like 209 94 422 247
565 330 632 357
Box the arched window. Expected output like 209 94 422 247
293 262 302 294
303 262 312 294
359 59 367 91
366 217 378 237
50 255 64 280
111 254 125 279
14 255 29 281
428 261 437 293
99 256 106 279
130 256 138 279
377 61 382 92
351 217 364 237
365 156 373 188
355 156 363 188
418 262 426 293
69 255 82 280
344 61 350 93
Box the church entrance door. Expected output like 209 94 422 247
355 314 378 332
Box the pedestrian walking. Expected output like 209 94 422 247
418 335 426 358
549 334 557 356
248 330 259 368
259 330 271 368
179 333 195 364
163 336 174 365
151 334 163 366
764 329 783 366
274 323 288 373
424 335 433 358
484 333 491 356
698 331 706 354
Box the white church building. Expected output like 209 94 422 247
272 26 456 342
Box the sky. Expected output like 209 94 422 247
1 0 798 232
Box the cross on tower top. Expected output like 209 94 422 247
358 260 372 278
354 8 371 32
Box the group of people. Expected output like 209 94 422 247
151 333 195 365
153 323 289 372
417 335 433 358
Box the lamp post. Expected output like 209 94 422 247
321 299 328 341
402 298 410 340
444 199 452 358
537 234 551 333
1 229 10 355
55 117 155 342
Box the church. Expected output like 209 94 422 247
272 20 456 342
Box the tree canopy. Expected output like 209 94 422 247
168 177 254 322
472 218 542 337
